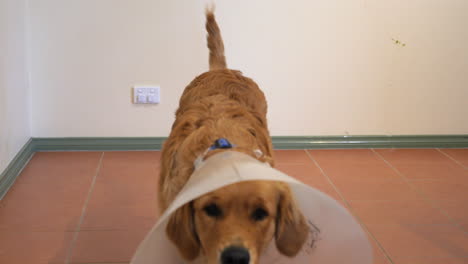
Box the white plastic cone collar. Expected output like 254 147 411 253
130 151 373 264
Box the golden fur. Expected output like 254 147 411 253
158 8 308 264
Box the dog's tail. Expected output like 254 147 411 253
206 7 227 70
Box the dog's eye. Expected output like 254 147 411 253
203 203 222 218
252 208 269 221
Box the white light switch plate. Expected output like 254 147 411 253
133 86 160 104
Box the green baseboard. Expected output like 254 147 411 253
32 137 166 151
0 139 35 200
31 135 468 151
1 135 467 200
272 135 468 149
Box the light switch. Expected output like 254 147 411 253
133 86 160 104
137 94 147 103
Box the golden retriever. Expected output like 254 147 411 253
158 8 308 264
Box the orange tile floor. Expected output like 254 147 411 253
0 149 467 264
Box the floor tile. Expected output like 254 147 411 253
0 198 83 231
89 173 157 207
308 149 420 201
72 263 129 264
81 201 157 230
275 162 324 183
274 150 312 164
370 238 392 264
71 263 129 264
70 229 148 263
439 149 468 168
395 163 467 180
3 149 467 263
368 224 468 258
101 151 160 170
410 180 468 201
391 256 468 264
375 149 455 165
433 200 468 229
82 152 160 230
0 230 74 264
349 200 451 226
4 176 91 204
0 152 101 231
317 163 401 181
13 152 102 186
275 163 343 202
0 180 88 231
331 178 421 201
308 149 384 165
460 223 468 233
376 149 467 180
373 251 391 264
3 152 101 204
89 152 159 206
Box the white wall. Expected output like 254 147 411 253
0 0 31 173
28 0 468 137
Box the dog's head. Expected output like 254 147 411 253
166 180 308 264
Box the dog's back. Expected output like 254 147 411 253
158 9 274 212
176 9 267 118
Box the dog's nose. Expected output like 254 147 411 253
221 246 250 264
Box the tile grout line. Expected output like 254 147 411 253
303 150 395 264
64 152 105 264
371 149 467 234
436 148 467 170
302 150 348 205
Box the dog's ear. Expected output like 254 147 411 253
275 185 308 257
166 203 200 260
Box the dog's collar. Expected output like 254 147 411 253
209 138 235 150
194 138 263 168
